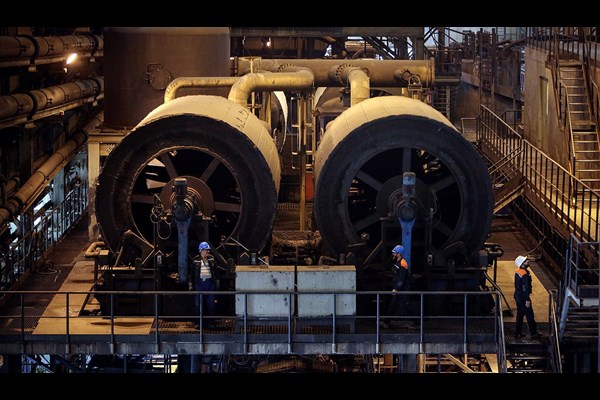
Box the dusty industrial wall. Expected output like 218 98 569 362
453 81 517 125
523 46 569 169
454 81 480 121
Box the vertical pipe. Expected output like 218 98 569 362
176 218 191 284
299 95 307 230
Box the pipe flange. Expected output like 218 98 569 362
159 175 215 217
275 63 296 73
334 63 353 85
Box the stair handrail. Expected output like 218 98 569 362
559 80 577 176
488 147 522 180
592 80 600 129
548 289 564 373
495 291 508 373
559 236 576 338
484 270 514 316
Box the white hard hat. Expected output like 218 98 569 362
515 255 527 268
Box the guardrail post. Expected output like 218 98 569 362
463 293 468 354
110 293 115 354
154 292 159 354
20 293 25 354
65 293 70 354
332 292 337 354
287 292 292 354
375 293 380 354
419 293 424 354
243 293 248 354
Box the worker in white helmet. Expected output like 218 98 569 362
513 255 540 340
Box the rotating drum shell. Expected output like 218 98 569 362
96 95 281 253
314 95 493 256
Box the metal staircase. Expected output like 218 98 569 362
506 346 553 373
558 235 599 371
558 61 600 195
561 304 599 344
432 86 457 121
489 148 525 214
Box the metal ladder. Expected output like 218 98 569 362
559 61 600 195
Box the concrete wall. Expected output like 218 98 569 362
235 266 295 317
523 47 569 169
296 266 356 317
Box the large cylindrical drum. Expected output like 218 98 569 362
313 95 493 262
96 95 281 255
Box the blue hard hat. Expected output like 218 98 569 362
392 245 404 255
198 241 210 251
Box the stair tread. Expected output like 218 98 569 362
506 355 549 360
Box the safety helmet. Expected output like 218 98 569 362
198 241 210 251
515 255 527 268
392 245 404 255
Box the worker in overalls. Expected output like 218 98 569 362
191 241 218 327
514 255 541 340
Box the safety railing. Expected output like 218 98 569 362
564 235 600 301
558 80 577 175
495 290 508 373
0 289 504 358
548 289 563 373
477 106 599 244
499 109 523 134
0 182 88 292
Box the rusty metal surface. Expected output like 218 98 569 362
103 27 230 129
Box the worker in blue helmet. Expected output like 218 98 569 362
381 244 411 329
190 241 218 328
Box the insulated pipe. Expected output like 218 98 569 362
236 58 435 87
84 241 106 258
0 36 36 58
0 34 103 60
0 78 104 121
164 77 238 103
329 66 371 106
0 130 87 232
228 69 314 107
